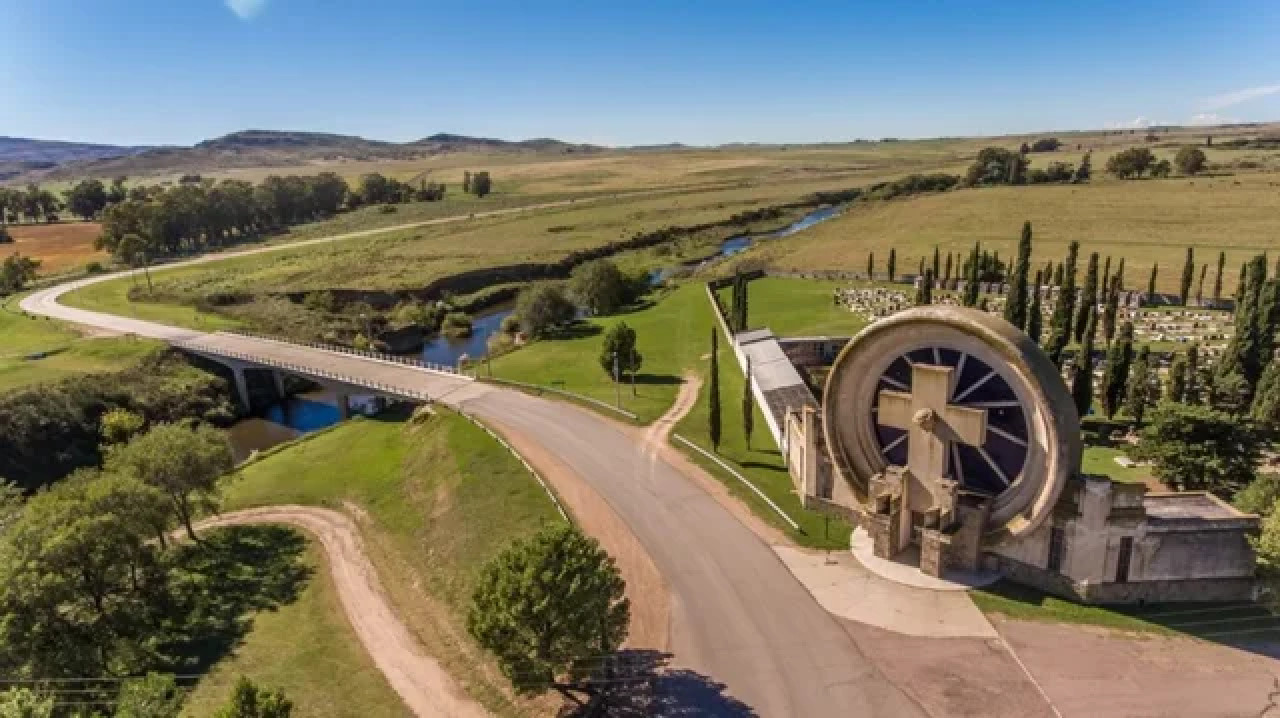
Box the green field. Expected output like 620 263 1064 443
181 539 409 718
219 411 563 716
0 295 161 393
716 277 869 337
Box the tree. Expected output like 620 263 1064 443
1073 152 1092 183
105 422 232 540
116 673 186 718
1195 262 1208 303
0 254 40 295
1166 352 1188 403
1101 275 1121 346
1045 241 1079 365
887 248 896 282
1004 221 1032 329
1071 309 1098 417
1237 261 1249 304
944 252 953 282
0 688 53 718
462 170 472 193
1150 159 1172 178
743 357 755 450
964 147 1027 186
116 233 153 293
1179 247 1195 305
932 245 940 278
101 407 146 445
1250 361 1280 431
214 677 292 718
1101 322 1135 419
1074 252 1099 342
1146 263 1158 303
709 328 722 450
1218 254 1269 400
962 242 982 307
470 171 493 197
64 178 108 220
107 176 128 205
569 259 630 315
1130 402 1262 494
917 256 924 277
1027 270 1044 343
514 284 576 338
1105 147 1156 178
866 251 874 279
1125 346 1155 426
1175 146 1207 175
1213 250 1226 301
599 322 642 381
468 525 629 701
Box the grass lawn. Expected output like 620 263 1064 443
0 295 162 393
220 411 563 716
181 539 410 718
59 275 244 332
972 580 1280 642
716 277 869 337
1082 445 1155 485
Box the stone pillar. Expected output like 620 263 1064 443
337 394 351 419
801 406 819 498
231 367 251 412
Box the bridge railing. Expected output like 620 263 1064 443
174 340 434 402
219 328 462 376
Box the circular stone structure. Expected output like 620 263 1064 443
821 305 1081 542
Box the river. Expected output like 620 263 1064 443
227 389 361 463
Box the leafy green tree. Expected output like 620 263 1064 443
887 248 896 282
569 259 630 315
0 688 54 718
468 525 629 701
0 254 40 295
116 233 153 293
599 322 642 380
743 357 755 450
1175 146 1207 175
1073 152 1092 182
1218 254 1269 400
1256 279 1280 365
1101 275 1121 346
1146 263 1158 303
105 423 233 540
1027 270 1044 343
1044 241 1079 365
214 677 292 718
1071 308 1098 417
1237 261 1249 304
107 176 128 204
515 284 576 338
962 242 982 307
1004 221 1032 329
1101 322 1134 418
709 328 721 450
1105 147 1156 178
101 408 146 445
1150 159 1172 178
1130 402 1261 494
64 178 108 220
462 170 472 193
1178 247 1195 305
1125 346 1155 426
115 673 186 718
0 472 173 678
1251 360 1280 430
1074 252 1099 342
1213 250 1226 301
1235 474 1280 516
1166 352 1188 403
470 171 493 197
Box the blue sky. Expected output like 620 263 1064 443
3 0 1278 146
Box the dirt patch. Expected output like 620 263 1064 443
993 615 1280 717
482 416 671 652
195 506 487 718
2 222 106 274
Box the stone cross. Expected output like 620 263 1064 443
877 363 988 500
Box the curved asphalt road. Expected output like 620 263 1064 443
20 211 923 717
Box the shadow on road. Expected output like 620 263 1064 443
561 650 756 717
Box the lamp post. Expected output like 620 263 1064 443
613 351 621 407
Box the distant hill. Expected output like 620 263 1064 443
6 129 605 183
0 136 153 181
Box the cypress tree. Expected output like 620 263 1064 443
1178 247 1195 305
1043 259 1054 285
1044 241 1080 366
1052 262 1064 287
709 328 721 451
1102 274 1121 346
867 251 874 280
1101 256 1112 298
887 249 897 282
1125 346 1153 426
1074 252 1100 342
1027 270 1044 343
1004 220 1033 330
1166 352 1188 403
932 246 940 278
1213 250 1226 301
944 252 953 282
738 275 749 331
1101 321 1134 418
1255 278 1280 366
1185 343 1201 404
1236 261 1248 304
1071 308 1098 418
918 256 925 277
729 274 741 331
1250 360 1280 427
1115 257 1126 289
1196 263 1208 304
963 243 982 307
743 356 754 450
1146 264 1159 304
1219 254 1269 400
923 269 934 304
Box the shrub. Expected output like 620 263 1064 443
442 311 473 338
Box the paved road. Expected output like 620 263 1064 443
20 222 925 717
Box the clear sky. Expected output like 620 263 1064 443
3 0 1279 147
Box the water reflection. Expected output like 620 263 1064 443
227 390 348 464
419 304 514 368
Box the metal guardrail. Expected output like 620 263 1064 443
671 433 802 532
482 377 639 420
173 339 434 402
220 328 464 377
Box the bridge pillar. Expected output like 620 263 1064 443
272 370 287 399
337 393 351 419
231 367 251 412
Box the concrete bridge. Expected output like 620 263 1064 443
174 330 470 415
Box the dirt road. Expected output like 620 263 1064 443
196 506 489 718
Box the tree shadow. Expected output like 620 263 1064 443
739 461 787 474
633 373 683 387
560 650 757 717
548 322 603 340
161 524 313 673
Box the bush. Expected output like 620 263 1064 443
84 260 105 274
442 311 473 338
514 284 576 338
302 290 339 313
1029 138 1061 152
1175 146 1207 175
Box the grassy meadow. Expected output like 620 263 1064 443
218 411 563 716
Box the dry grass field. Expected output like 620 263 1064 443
1 221 106 275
